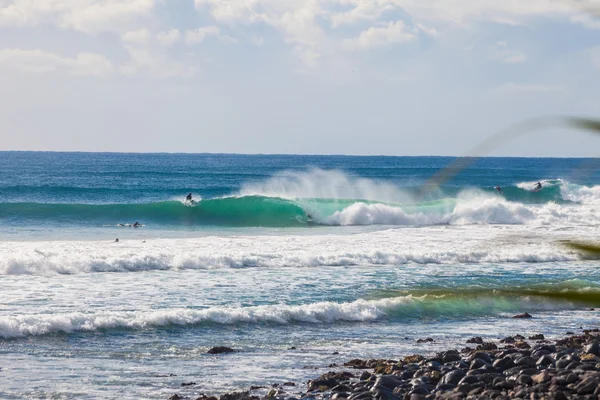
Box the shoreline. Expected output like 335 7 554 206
167 326 600 400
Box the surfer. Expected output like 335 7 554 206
132 221 141 228
186 193 193 202
115 238 119 243
494 186 504 194
533 182 542 192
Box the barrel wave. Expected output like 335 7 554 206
0 177 598 227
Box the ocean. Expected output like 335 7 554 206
1 152 599 399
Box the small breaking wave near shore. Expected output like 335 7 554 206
2 282 598 339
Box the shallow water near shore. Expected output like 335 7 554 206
1 153 600 399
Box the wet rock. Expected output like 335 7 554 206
512 312 533 319
207 347 237 355
536 355 555 367
220 392 259 400
169 395 184 400
516 374 533 385
514 341 531 349
466 337 483 344
416 338 434 343
469 358 488 370
359 371 371 381
528 334 545 340
575 377 599 395
372 376 402 391
469 352 492 364
492 357 514 371
331 393 348 400
181 382 196 387
514 356 536 369
440 370 466 386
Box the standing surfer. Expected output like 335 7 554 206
186 193 193 202
533 182 542 192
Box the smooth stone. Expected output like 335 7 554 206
584 342 600 357
492 357 514 371
469 359 488 370
514 356 536 368
440 370 466 386
457 375 479 385
512 312 533 319
516 374 533 385
532 371 551 384
373 376 402 391
575 377 599 395
468 352 492 364
536 355 555 367
331 394 348 400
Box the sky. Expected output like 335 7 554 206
0 0 599 156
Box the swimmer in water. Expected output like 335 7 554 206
494 186 504 194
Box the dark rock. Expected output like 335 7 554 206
512 313 533 319
469 359 488 370
181 382 196 387
575 377 599 395
457 375 480 385
466 337 483 344
514 356 536 368
288 347 297 350
359 371 371 381
331 393 348 400
528 334 545 340
536 355 555 367
441 370 466 386
170 395 184 400
516 374 533 385
492 357 514 371
332 351 340 355
220 392 259 400
207 347 236 354
548 391 569 400
372 376 402 391
469 352 492 364
499 336 516 344
476 342 497 351
416 338 434 343
283 382 296 387
566 361 581 370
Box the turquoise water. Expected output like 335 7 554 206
1 152 600 399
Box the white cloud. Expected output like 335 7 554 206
490 41 527 64
120 47 196 78
156 29 181 46
185 26 229 44
122 29 150 44
344 20 418 50
0 0 156 34
0 48 114 76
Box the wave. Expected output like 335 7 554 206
1 169 599 228
0 231 591 275
2 282 598 339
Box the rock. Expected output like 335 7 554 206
528 334 545 340
548 391 569 400
476 342 497 351
181 382 197 387
331 393 348 400
469 352 492 364
441 370 466 386
372 376 402 391
514 356 536 368
466 337 483 344
359 371 371 381
283 382 296 387
516 374 533 385
492 357 514 371
512 312 533 319
514 341 531 349
170 395 184 400
536 355 555 367
416 338 434 343
575 377 599 395
469 358 488 370
220 393 259 400
207 347 236 354
584 342 600 357
500 336 516 344
531 371 551 384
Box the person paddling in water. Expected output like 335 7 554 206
186 193 193 202
533 181 542 192
494 186 504 194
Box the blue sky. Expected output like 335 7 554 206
0 0 599 156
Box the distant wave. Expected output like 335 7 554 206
2 281 597 339
1 170 599 228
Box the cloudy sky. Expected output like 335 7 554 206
0 0 599 156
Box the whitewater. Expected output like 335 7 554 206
1 152 600 399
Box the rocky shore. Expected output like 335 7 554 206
169 328 600 400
